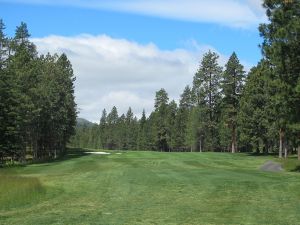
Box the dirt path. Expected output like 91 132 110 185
260 160 283 172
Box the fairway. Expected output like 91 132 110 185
1 151 300 225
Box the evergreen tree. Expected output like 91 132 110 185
6 22 38 162
192 51 222 151
166 100 178 151
179 85 194 110
0 21 22 161
137 109 147 150
259 0 300 158
99 109 108 149
173 86 194 151
106 106 119 149
185 107 203 152
117 114 126 149
145 112 157 150
154 89 169 151
56 53 77 155
238 61 276 153
0 21 77 163
125 107 137 150
222 52 245 153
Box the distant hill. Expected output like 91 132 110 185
76 118 95 128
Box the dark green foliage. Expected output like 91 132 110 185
106 106 119 149
137 110 147 150
153 89 170 151
259 0 300 157
238 61 276 153
125 107 138 150
221 52 245 153
192 51 222 151
166 100 178 151
185 106 202 152
172 86 193 151
0 21 77 164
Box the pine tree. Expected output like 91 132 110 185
0 21 77 163
222 52 245 153
125 107 137 150
145 112 157 151
0 20 20 161
117 113 126 149
137 109 147 150
106 106 119 149
259 0 300 158
56 53 77 155
99 109 108 149
180 85 194 110
238 61 276 153
185 107 203 152
192 51 222 151
154 89 169 151
173 86 194 151
166 100 178 151
6 22 38 162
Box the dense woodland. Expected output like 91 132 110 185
71 0 300 158
0 21 77 164
0 0 299 165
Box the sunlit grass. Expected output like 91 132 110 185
0 150 300 224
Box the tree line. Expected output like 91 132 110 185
71 0 299 158
0 20 77 164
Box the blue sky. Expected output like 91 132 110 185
0 0 266 121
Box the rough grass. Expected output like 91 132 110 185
0 174 45 209
278 156 300 172
0 150 300 225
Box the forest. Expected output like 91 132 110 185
0 0 299 165
0 21 77 164
71 0 300 158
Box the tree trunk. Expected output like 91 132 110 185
256 141 260 154
284 140 288 159
279 128 284 158
298 146 300 160
231 125 236 153
33 136 38 160
199 139 202 152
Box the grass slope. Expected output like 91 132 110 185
1 151 300 225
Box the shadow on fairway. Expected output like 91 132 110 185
57 147 90 160
246 152 278 157
0 148 90 169
291 166 300 172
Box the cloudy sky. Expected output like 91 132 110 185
0 0 266 122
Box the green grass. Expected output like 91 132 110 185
278 156 300 172
1 150 300 225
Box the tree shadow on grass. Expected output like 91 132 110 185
290 166 300 172
33 147 90 164
0 148 90 168
245 152 278 157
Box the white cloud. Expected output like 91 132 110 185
2 0 266 28
246 0 265 14
31 34 250 122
